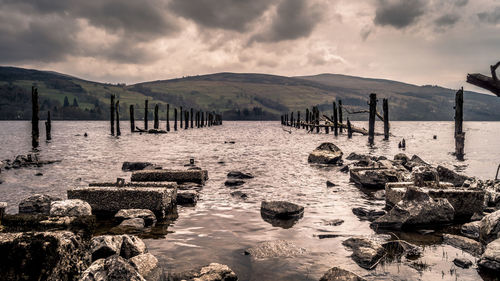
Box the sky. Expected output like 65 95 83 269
0 0 499 92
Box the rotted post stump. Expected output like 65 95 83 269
166 104 170 132
347 118 353 139
154 104 159 129
130 105 135 132
455 88 465 160
45 110 51 141
333 101 338 136
383 98 389 140
144 100 148 130
110 94 115 136
174 108 178 131
368 93 377 145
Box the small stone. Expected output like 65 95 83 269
343 237 385 269
115 209 156 227
35 172 43 176
261 201 304 219
352 207 385 222
227 171 254 179
224 179 245 187
340 165 349 173
230 191 248 199
326 181 336 187
308 142 343 165
453 257 473 268
119 218 145 231
319 266 366 281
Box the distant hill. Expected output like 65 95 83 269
0 66 499 121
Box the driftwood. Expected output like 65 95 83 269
322 115 384 136
466 61 500 97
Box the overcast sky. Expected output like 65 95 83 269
0 0 499 92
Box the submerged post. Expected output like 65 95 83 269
191 108 194 128
154 104 159 129
347 118 352 139
383 98 389 140
45 110 51 141
455 88 465 160
316 107 320 133
130 105 135 132
144 100 148 130
110 94 115 136
338 100 343 133
333 101 338 136
185 111 189 129
166 104 170 132
201 112 204 127
31 87 39 148
297 111 300 128
180 107 183 129
368 93 377 145
174 108 178 131
116 101 120 136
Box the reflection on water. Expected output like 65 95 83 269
1 121 499 280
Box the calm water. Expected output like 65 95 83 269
1 121 499 280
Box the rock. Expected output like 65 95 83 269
382 240 422 258
121 235 147 259
461 221 481 241
131 169 208 184
180 263 238 281
35 172 43 176
19 194 62 215
308 142 343 164
443 234 483 256
0 231 90 281
224 179 245 187
346 152 374 161
245 240 305 259
178 183 203 192
478 238 500 272
326 181 336 187
230 191 248 199
261 201 304 219
118 218 146 231
340 165 349 173
129 253 161 281
350 168 402 189
115 209 157 227
122 162 155 171
437 165 471 187
49 199 92 217
227 171 254 179
411 165 439 186
91 235 123 261
479 210 500 245
453 257 473 269
352 207 385 222
176 191 199 205
0 202 6 224
79 255 145 281
319 266 366 281
393 153 409 163
373 190 385 200
372 187 455 230
324 219 344 226
342 238 385 269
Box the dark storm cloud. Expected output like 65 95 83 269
169 0 274 32
454 0 468 7
250 0 324 43
478 7 500 25
434 13 460 27
374 0 428 29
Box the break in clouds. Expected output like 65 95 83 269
0 0 498 88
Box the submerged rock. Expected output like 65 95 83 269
326 180 337 187
122 162 155 171
227 171 254 179
324 219 344 226
230 191 248 199
224 179 245 187
176 191 199 205
342 237 385 269
319 266 366 281
478 238 500 272
480 210 500 245
352 207 386 222
168 263 237 281
453 257 473 269
382 240 422 259
245 240 305 259
308 142 343 165
49 199 92 217
115 209 157 227
443 234 483 256
18 194 62 215
261 201 304 220
79 255 145 281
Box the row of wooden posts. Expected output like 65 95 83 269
109 95 223 136
281 94 390 145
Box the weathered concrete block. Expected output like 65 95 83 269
131 169 208 184
68 186 177 218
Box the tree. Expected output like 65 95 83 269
63 96 70 107
72 97 79 107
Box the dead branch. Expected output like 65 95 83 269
466 61 500 97
343 108 384 121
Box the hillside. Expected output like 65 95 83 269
0 66 499 121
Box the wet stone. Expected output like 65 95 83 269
227 171 254 179
352 207 385 222
245 240 305 259
168 263 237 281
453 257 473 269
324 219 344 226
115 209 157 227
176 191 199 205
350 168 402 189
342 237 385 270
19 194 62 215
230 191 248 199
261 201 304 219
308 142 343 165
319 266 366 281
326 181 337 187
122 162 155 171
443 234 483 256
131 169 208 184
224 179 245 187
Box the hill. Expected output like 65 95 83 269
0 66 499 121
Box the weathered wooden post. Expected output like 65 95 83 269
174 108 178 131
281 115 284 125
305 108 309 130
315 107 320 133
297 111 300 128
31 87 39 147
154 104 159 129
110 94 115 135
347 118 352 138
201 112 204 127
185 111 189 129
144 100 148 130
338 100 343 133
333 101 338 136
45 111 51 141
196 111 200 128
290 112 294 127
383 98 389 140
191 108 194 128
166 104 170 132
455 88 465 160
116 101 121 136
129 105 135 132
368 93 377 145
180 107 183 129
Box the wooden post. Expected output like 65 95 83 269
333 101 338 136
196 111 200 128
110 94 115 135
144 100 148 130
201 112 204 127
455 88 465 160
174 108 178 131
297 111 300 128
383 98 389 140
191 108 194 128
166 104 170 132
180 107 183 129
154 104 159 129
130 105 135 132
281 115 284 125
116 101 121 136
290 112 294 127
347 118 352 139
185 111 189 129
338 100 343 133
45 110 51 141
315 107 320 133
368 93 377 145
31 87 39 147
325 124 329 134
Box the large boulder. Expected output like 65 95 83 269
19 194 62 215
308 143 343 164
479 210 500 245
437 165 471 187
245 240 305 259
319 266 366 281
115 209 157 227
91 235 124 261
478 238 500 272
79 255 145 281
0 231 90 281
350 168 402 189
50 199 92 217
372 187 455 230
342 238 385 269
129 253 161 281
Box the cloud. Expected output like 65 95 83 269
454 0 468 7
374 0 428 29
478 7 500 25
250 0 324 43
434 13 460 27
169 0 274 32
